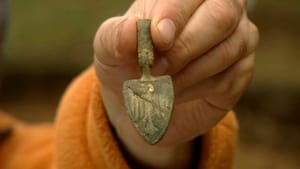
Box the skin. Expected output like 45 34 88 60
94 0 259 168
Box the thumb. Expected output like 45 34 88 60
94 16 138 66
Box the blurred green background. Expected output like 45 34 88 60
0 0 299 169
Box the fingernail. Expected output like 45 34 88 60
152 57 169 75
157 18 176 45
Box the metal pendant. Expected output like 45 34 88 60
122 19 174 144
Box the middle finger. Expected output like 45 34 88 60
164 0 243 75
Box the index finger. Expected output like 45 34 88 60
126 0 205 50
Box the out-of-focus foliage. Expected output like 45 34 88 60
252 0 300 89
3 0 131 75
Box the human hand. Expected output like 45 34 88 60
94 0 259 168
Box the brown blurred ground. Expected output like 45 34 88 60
0 1 299 169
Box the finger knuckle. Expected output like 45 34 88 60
94 19 113 56
207 0 240 34
250 22 259 37
240 55 255 76
218 41 235 68
231 55 255 94
218 23 249 69
248 22 260 52
215 55 255 102
174 70 190 92
172 6 189 30
234 19 258 57
217 74 235 95
177 36 194 59
164 0 189 30
237 35 248 58
167 36 193 73
217 76 239 101
94 17 124 64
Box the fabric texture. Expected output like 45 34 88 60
0 66 238 169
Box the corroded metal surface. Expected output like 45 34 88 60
122 19 174 144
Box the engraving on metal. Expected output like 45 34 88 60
122 19 174 144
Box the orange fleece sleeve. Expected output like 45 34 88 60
55 66 238 169
0 112 55 169
0 66 238 169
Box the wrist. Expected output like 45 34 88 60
114 116 196 169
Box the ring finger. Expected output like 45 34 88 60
173 15 259 95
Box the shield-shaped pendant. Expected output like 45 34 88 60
123 76 174 144
122 19 174 144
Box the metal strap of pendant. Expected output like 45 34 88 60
122 19 174 144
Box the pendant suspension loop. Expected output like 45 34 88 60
137 19 154 80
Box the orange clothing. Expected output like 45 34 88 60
0 67 238 169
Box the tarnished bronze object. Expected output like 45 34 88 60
122 19 174 144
